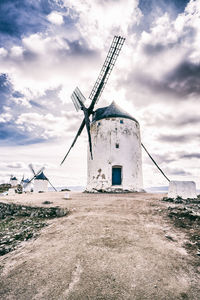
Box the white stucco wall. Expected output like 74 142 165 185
86 117 143 192
34 180 48 193
168 181 197 199
23 183 32 193
10 179 18 187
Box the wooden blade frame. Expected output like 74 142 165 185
88 36 125 108
23 166 45 188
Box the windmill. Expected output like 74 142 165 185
9 175 18 187
61 36 125 164
60 36 143 192
24 164 57 193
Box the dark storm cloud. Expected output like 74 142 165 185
168 168 191 176
143 152 177 165
0 74 13 112
6 162 24 169
180 153 200 159
0 72 54 145
175 115 200 127
56 38 99 60
0 122 45 146
138 0 190 31
165 61 200 97
137 1 189 38
143 27 196 56
143 112 200 128
126 58 200 101
12 91 24 98
158 133 200 143
0 0 64 46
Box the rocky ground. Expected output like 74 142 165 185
0 192 199 300
162 196 200 258
0 202 69 256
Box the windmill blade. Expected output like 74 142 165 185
29 163 36 176
23 175 35 188
71 87 93 159
88 36 125 110
47 179 57 192
71 87 86 111
24 166 45 188
20 175 24 185
60 118 86 165
82 107 93 159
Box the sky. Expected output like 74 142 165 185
0 0 200 189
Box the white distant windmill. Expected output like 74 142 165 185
10 175 18 187
23 164 57 193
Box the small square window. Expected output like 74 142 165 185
97 122 101 126
116 143 119 148
120 120 124 124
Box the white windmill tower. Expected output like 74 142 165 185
21 178 33 193
61 36 143 192
10 175 18 187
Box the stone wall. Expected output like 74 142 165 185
0 202 69 219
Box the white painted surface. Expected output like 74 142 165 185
23 183 32 193
168 181 197 199
64 192 70 199
10 179 18 187
34 179 48 193
86 117 143 192
8 188 16 195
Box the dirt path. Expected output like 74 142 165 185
0 192 199 299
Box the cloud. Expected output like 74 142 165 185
157 133 200 143
120 0 200 106
47 11 64 25
0 0 65 46
166 167 191 176
6 162 26 169
180 153 200 159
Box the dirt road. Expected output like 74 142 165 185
0 192 199 299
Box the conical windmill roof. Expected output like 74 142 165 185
23 178 30 183
11 176 17 180
35 172 48 180
92 101 138 123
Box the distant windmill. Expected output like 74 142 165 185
20 175 32 193
24 164 57 193
10 175 18 187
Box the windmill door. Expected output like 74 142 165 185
112 166 122 185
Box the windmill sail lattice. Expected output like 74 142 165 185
89 36 125 105
71 87 86 112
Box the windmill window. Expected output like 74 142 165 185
120 120 124 124
97 122 101 126
116 143 119 148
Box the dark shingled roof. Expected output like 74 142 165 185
35 172 48 180
92 101 138 123
23 178 30 183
